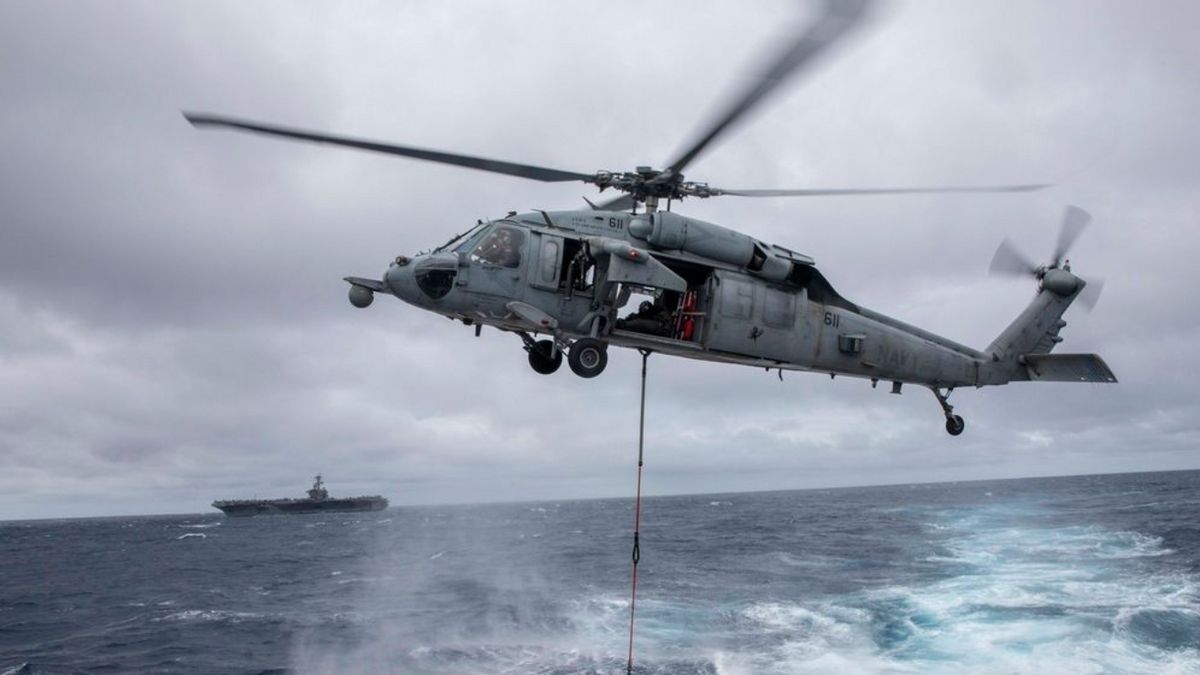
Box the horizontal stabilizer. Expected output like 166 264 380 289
1023 354 1117 383
344 276 385 292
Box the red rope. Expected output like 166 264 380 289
626 350 650 675
626 461 643 674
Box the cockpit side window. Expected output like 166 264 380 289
471 225 525 268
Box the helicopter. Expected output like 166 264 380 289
184 0 1116 436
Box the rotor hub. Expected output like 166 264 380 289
592 168 714 204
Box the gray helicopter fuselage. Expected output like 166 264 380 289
377 208 990 389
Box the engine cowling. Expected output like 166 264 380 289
628 211 800 282
629 211 754 266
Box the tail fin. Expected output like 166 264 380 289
985 281 1077 361
980 275 1116 385
981 205 1115 385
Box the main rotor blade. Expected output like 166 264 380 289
1052 205 1092 267
184 112 596 183
708 184 1048 197
989 239 1038 277
663 0 872 178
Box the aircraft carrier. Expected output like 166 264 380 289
212 475 388 517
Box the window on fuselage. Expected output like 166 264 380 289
539 238 561 285
470 224 525 268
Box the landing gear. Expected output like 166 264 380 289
518 332 606 378
519 332 563 375
526 339 562 375
931 387 966 436
568 338 608 378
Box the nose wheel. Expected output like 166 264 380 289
931 387 966 436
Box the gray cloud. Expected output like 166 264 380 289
1 0 1198 519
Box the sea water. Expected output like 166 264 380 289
2 470 1198 673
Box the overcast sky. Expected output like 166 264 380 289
2 1 1197 520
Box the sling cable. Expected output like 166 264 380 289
626 349 651 675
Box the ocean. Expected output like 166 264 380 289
3 470 1198 674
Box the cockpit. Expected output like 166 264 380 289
410 221 528 300
469 223 525 268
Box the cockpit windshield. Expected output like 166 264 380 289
470 223 526 268
433 221 489 254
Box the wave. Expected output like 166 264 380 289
835 508 1200 672
156 609 267 623
175 532 206 540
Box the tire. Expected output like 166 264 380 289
568 338 608 378
945 414 965 436
527 339 562 375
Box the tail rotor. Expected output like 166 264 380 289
988 205 1104 311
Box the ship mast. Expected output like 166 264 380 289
307 474 328 501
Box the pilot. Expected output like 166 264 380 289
481 227 521 267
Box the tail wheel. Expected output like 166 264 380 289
945 414 965 436
568 338 608 378
527 339 562 375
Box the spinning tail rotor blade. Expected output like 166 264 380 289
1052 205 1092 267
1076 276 1105 311
708 184 1048 197
989 238 1039 277
663 0 872 177
183 112 596 184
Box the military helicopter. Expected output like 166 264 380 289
185 0 1115 435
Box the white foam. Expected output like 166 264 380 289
157 609 263 623
710 601 906 675
175 532 206 540
289 501 1199 675
843 509 1200 673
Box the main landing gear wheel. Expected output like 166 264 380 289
930 387 965 436
945 414 965 436
527 339 562 375
568 338 608 378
